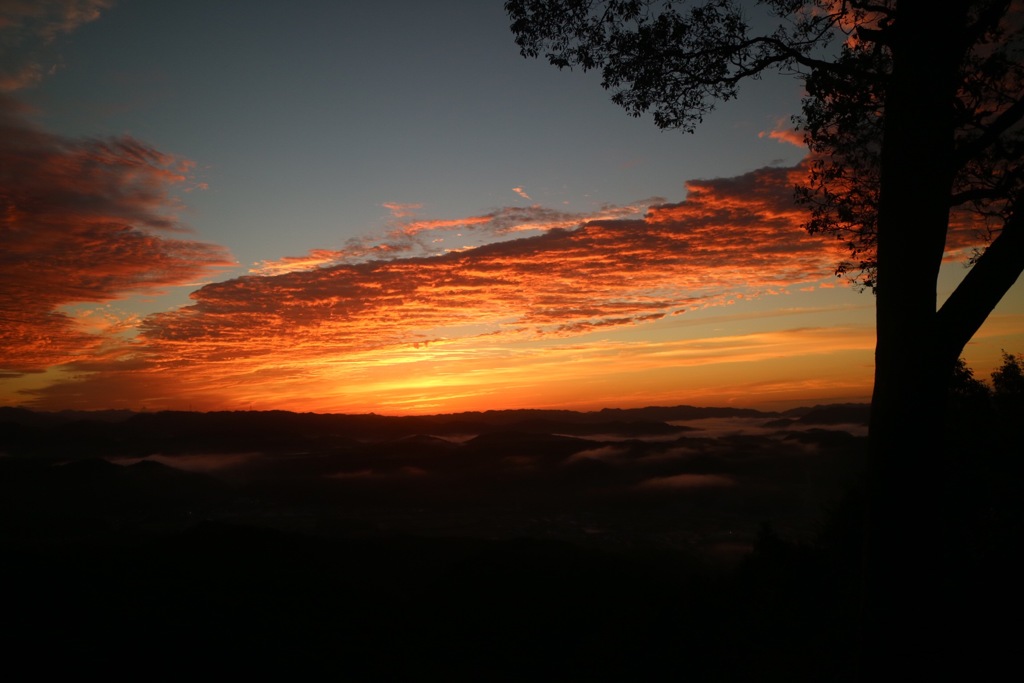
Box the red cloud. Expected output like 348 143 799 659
18 155 1001 413
20 160 919 413
0 95 232 373
252 201 661 276
83 163 837 379
759 127 806 148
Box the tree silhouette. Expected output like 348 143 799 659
992 350 1024 412
949 356 992 403
507 0 1024 676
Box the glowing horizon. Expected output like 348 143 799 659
2 1 1022 416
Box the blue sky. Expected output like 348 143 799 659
19 0 806 271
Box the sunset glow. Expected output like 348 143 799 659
2 1 1022 415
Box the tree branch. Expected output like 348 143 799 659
953 97 1024 169
849 1 896 15
961 0 1013 51
936 207 1024 362
742 35 863 77
950 178 1018 208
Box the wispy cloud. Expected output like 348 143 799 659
382 202 423 218
513 186 531 200
0 95 233 374
0 0 113 91
759 124 806 149
249 201 658 275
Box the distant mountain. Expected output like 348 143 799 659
595 405 777 421
0 455 230 539
784 403 870 425
0 403 866 461
490 418 691 436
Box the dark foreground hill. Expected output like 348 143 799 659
0 404 867 548
1 402 1019 679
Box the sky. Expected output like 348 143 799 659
2 0 1023 415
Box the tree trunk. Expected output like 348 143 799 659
864 0 968 677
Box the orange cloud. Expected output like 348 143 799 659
19 313 880 414
250 201 660 275
759 127 806 148
0 95 232 374
399 214 495 236
15 162 852 411
249 244 412 276
22 151 1002 415
382 202 423 218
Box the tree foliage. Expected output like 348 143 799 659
991 349 1024 411
506 0 1024 290
949 356 992 402
991 349 1024 390
801 2 1024 288
948 352 1024 409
